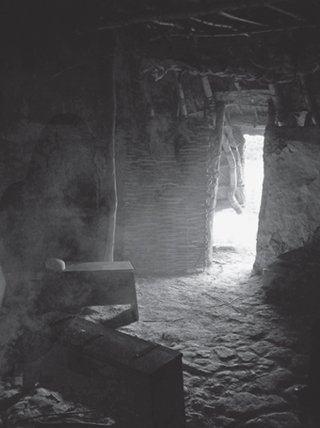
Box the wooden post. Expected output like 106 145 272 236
103 41 118 262
206 102 225 265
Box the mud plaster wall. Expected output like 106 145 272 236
0 26 117 374
255 126 320 272
0 29 116 271
115 56 222 274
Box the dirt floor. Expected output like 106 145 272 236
0 252 314 428
122 248 314 427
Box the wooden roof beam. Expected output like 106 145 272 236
95 0 296 30
190 17 234 30
152 20 184 29
266 4 306 21
172 23 320 39
218 11 269 27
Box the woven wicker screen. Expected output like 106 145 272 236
116 114 221 274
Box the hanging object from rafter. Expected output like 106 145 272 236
175 72 188 118
298 73 320 126
201 75 216 125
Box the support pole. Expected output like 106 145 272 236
103 38 118 261
206 102 225 265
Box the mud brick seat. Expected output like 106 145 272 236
24 317 186 428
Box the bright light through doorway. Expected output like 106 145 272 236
212 134 264 255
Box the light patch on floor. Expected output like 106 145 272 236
122 268 309 427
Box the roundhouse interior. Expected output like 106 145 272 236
0 1 320 427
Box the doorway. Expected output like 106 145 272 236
212 132 264 268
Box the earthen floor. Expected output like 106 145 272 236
0 250 314 427
122 249 313 427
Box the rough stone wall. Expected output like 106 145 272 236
255 126 320 272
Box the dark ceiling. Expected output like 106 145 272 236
2 0 320 35
96 0 320 38
1 0 319 85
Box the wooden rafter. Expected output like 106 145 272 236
152 20 184 29
218 11 268 27
190 17 234 30
266 4 306 21
171 23 320 38
95 0 297 30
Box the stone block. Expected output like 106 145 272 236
24 318 185 428
244 411 302 428
262 261 291 291
255 127 320 272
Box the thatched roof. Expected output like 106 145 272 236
1 0 319 84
